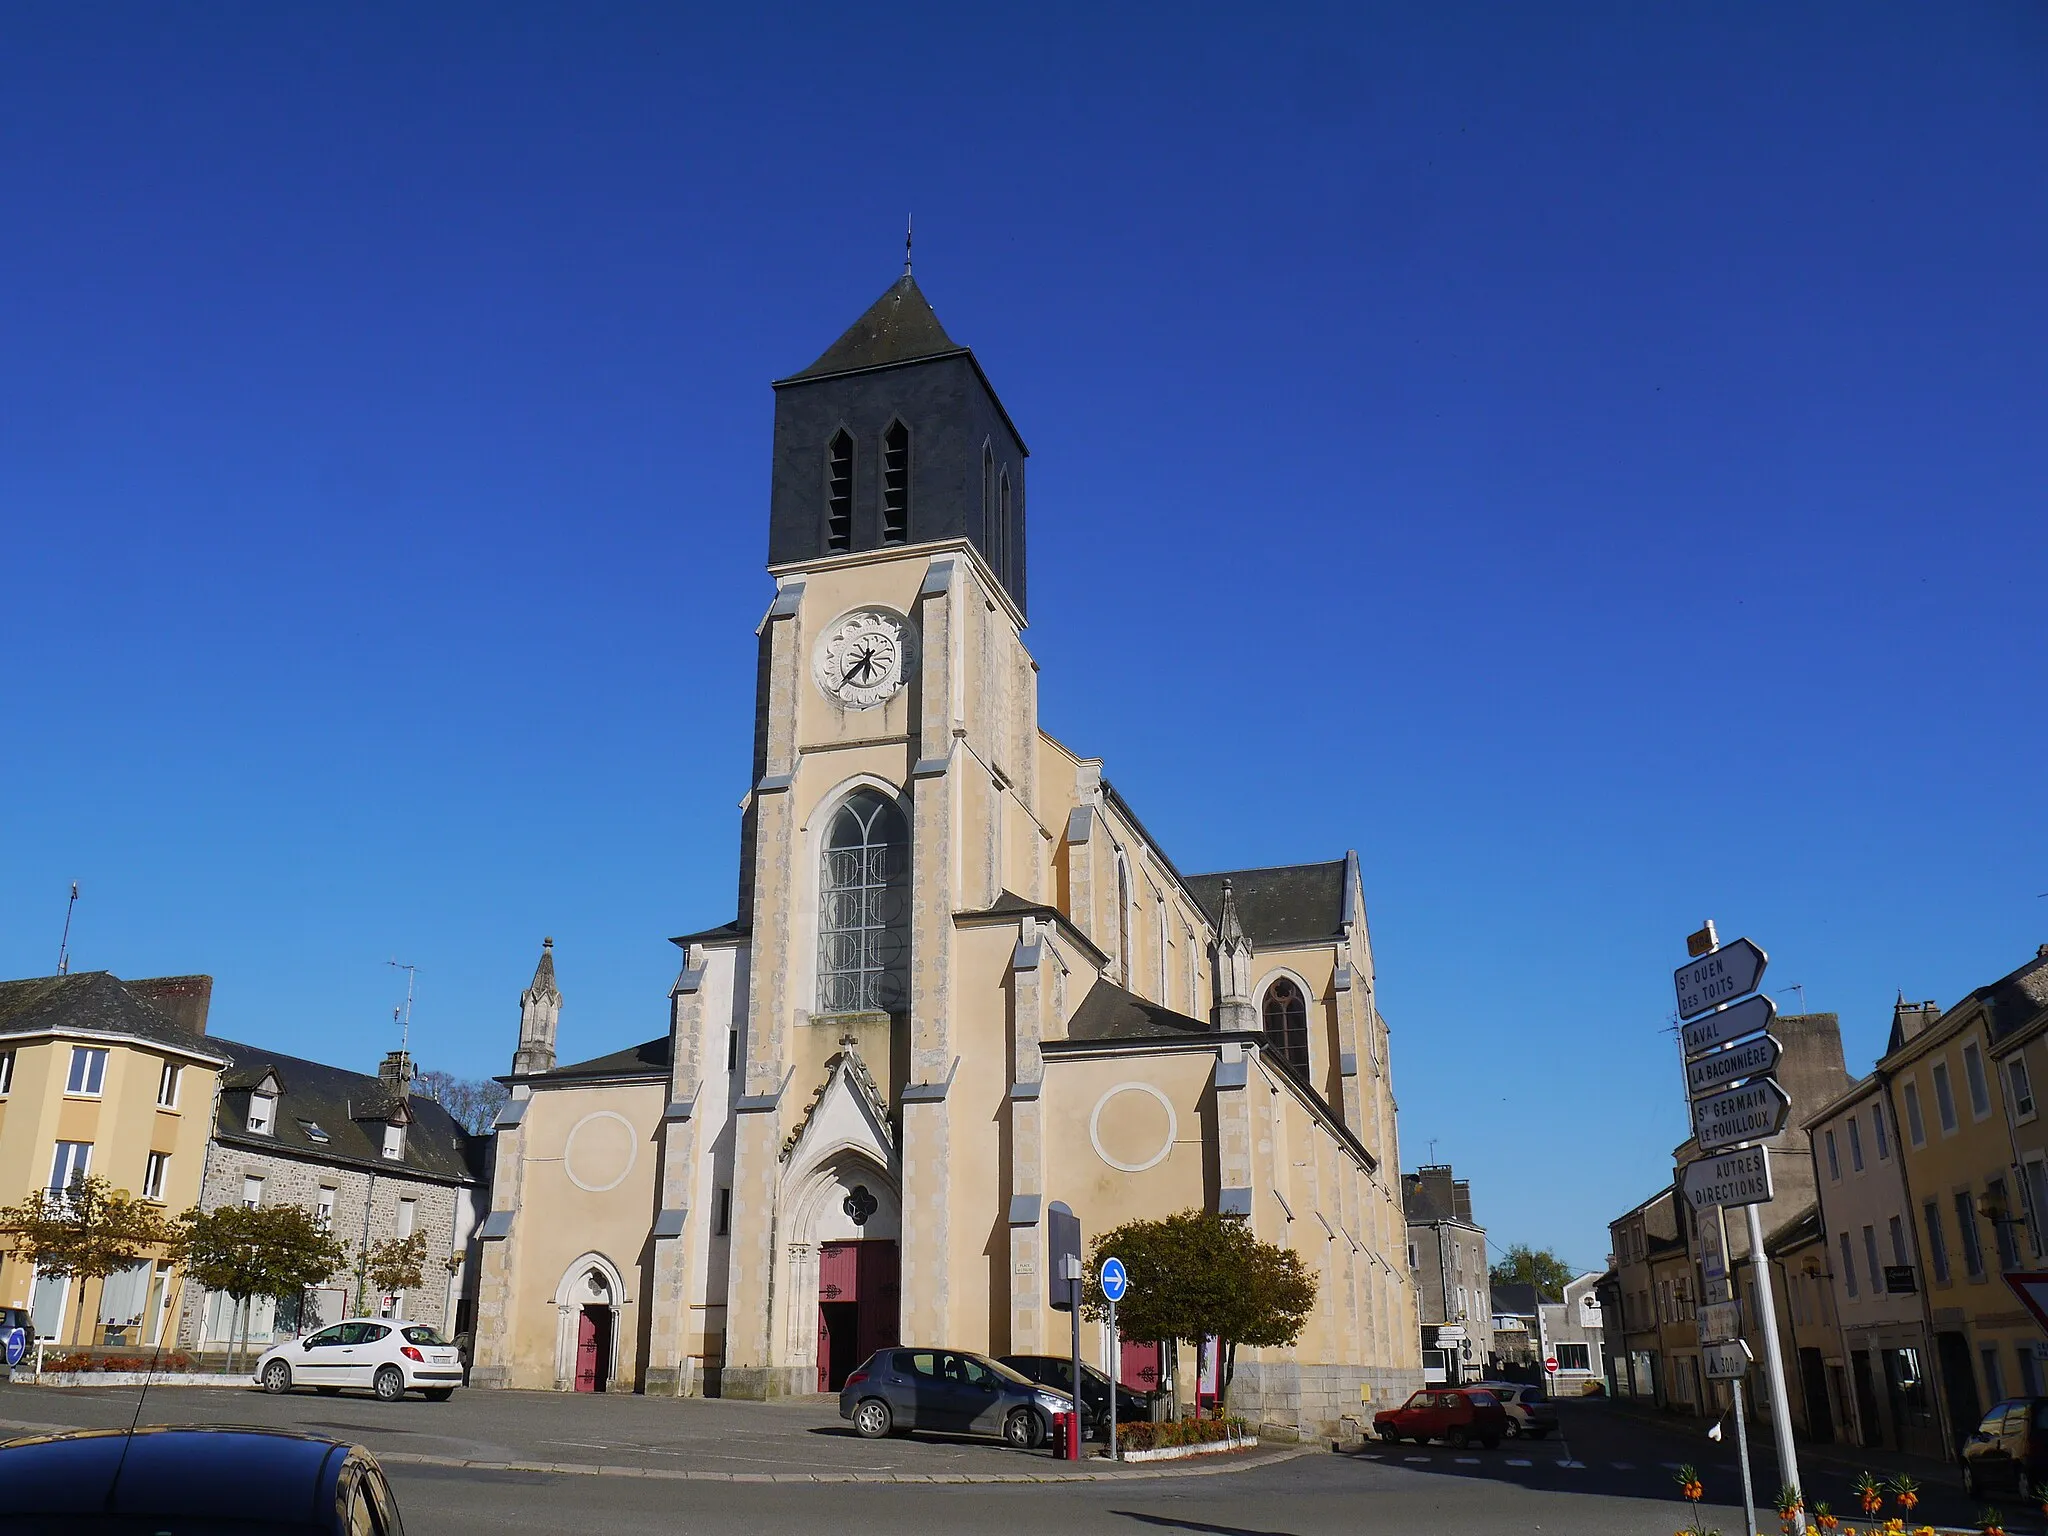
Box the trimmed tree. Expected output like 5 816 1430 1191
1488 1243 1574 1298
175 1204 348 1373
0 1175 179 1347
1082 1208 1317 1419
362 1232 427 1314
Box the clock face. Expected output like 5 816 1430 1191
815 610 914 709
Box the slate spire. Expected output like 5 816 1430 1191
786 274 964 383
513 937 562 1077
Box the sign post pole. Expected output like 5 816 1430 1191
1100 1257 1130 1463
1717 1206 1758 1536
1746 1197 1803 1523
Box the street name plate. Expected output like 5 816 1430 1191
1692 1076 1791 1152
1686 1033 1784 1098
1674 939 1768 1021
1681 1144 1775 1211
1698 1300 1743 1345
1703 1341 1753 1380
1681 994 1777 1060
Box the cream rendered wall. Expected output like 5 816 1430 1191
683 942 745 1366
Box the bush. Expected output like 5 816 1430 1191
41 1352 195 1374
1117 1416 1252 1453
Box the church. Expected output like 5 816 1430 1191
469 270 1422 1433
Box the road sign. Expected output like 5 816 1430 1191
1692 1076 1791 1152
1 1328 22 1368
1675 939 1768 1021
1681 994 1777 1060
1681 1144 1775 1211
1436 1326 1467 1340
1544 1357 1558 1374
1703 1341 1753 1380
1686 1033 1784 1098
1100 1256 1128 1304
1699 1300 1743 1345
1049 1202 1082 1312
2005 1272 2048 1333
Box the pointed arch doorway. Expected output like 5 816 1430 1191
553 1254 625 1393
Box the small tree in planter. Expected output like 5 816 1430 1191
1083 1208 1317 1420
174 1204 348 1373
0 1175 178 1348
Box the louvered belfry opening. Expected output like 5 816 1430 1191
826 430 854 552
881 421 909 544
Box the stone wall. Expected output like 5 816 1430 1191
1229 1358 1423 1441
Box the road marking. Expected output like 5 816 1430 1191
1557 1459 1586 1468
1403 1455 1430 1463
1455 1456 1480 1465
1613 1461 1634 1470
1506 1458 1533 1467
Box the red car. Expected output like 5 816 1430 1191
1374 1386 1510 1449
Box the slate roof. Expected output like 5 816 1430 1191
527 1034 672 1082
0 972 230 1061
669 920 749 951
782 275 966 383
207 1036 485 1184
1064 978 1214 1043
1489 1281 1545 1316
1183 861 1349 949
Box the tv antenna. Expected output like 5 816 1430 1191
1776 983 1807 1013
388 959 418 1056
56 882 79 975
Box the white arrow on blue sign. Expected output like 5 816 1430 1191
1674 939 1768 1021
1100 1256 1129 1304
2 1327 22 1368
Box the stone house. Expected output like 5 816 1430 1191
1404 1164 1492 1382
177 1043 488 1351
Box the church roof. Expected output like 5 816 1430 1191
0 971 230 1061
1182 860 1349 949
1065 978 1214 1042
531 1034 671 1081
781 275 967 383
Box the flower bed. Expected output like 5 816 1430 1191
1117 1416 1252 1454
40 1352 196 1374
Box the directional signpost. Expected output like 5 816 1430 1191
1 1326 23 1372
1671 921 1802 1534
1100 1256 1128 1461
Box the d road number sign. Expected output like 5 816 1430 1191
1682 1144 1775 1211
1703 1341 1753 1380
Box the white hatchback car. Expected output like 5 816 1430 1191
254 1319 464 1402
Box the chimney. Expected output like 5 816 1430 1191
128 975 213 1035
1893 997 1941 1043
378 1050 415 1095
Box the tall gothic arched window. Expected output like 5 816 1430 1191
1114 852 1134 987
817 789 909 1014
1263 978 1310 1075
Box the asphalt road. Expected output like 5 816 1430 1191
0 1384 2031 1535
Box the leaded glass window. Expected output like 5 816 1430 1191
817 789 909 1014
1263 977 1309 1075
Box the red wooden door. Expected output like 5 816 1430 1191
1118 1339 1162 1395
819 1242 860 1304
574 1309 601 1392
817 1308 833 1393
854 1242 900 1363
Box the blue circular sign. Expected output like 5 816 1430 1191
1100 1256 1128 1303
4 1328 26 1368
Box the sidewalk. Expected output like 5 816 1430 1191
1599 1395 1961 1491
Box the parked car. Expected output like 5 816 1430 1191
253 1318 464 1402
839 1347 1076 1448
1473 1381 1557 1440
0 1425 407 1534
1373 1386 1510 1448
998 1354 1152 1429
1960 1398 2048 1500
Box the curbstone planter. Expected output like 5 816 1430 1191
1115 1434 1259 1463
19 1372 255 1389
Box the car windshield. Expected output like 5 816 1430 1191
401 1326 447 1346
977 1355 1034 1386
0 1521 326 1534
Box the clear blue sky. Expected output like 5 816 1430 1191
4 5 2043 1274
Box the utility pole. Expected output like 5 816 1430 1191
56 882 79 974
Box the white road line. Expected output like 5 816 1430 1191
1404 1455 1430 1463
1613 1461 1635 1470
1557 1459 1586 1468
1506 1458 1533 1467
1455 1457 1480 1464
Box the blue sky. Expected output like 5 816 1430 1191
3 5 2043 1272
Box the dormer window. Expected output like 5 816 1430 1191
382 1122 405 1161
826 431 854 552
881 421 909 544
247 1091 276 1135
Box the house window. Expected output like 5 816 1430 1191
1904 1081 1925 1145
815 789 910 1015
1890 1214 1909 1267
825 431 853 552
298 1120 329 1144
1982 1345 2005 1403
396 1199 416 1239
1955 1190 1985 1279
715 1187 732 1237
881 420 909 544
1825 1130 1840 1180
2022 1348 2044 1398
1933 1062 1958 1134
247 1092 276 1136
66 1046 108 1096
1923 1201 1951 1283
382 1123 405 1161
157 1062 181 1109
143 1151 169 1202
1840 1233 1858 1298
1848 1118 1864 1172
1874 1102 1891 1158
316 1188 336 1229
1989 1178 2023 1270
0 1050 15 1095
1964 1041 1992 1119
1555 1343 1591 1372
1262 978 1310 1075
2010 1058 2036 1120
1408 1243 1418 1269
48 1140 91 1196
242 1174 263 1210
1864 1226 1882 1294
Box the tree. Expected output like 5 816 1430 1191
1081 1209 1317 1418
174 1204 348 1373
0 1175 178 1346
1489 1243 1575 1298
364 1233 427 1298
415 1070 508 1136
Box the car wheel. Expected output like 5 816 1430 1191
424 1388 454 1402
1004 1408 1044 1450
261 1361 292 1395
1448 1428 1470 1449
852 1397 893 1439
373 1366 406 1402
1503 1418 1521 1439
1376 1426 1399 1443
